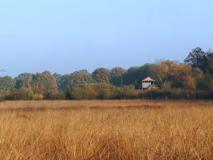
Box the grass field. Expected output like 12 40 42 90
0 100 212 160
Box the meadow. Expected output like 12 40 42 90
0 100 212 160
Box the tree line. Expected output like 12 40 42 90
1 47 213 100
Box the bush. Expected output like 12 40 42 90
96 84 119 99
52 92 66 100
33 94 44 100
196 79 209 90
6 88 34 100
139 89 197 99
44 92 65 100
67 84 120 100
67 84 98 99
115 86 140 99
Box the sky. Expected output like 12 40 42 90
0 0 213 76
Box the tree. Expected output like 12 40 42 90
92 68 111 84
53 73 64 91
152 61 180 89
67 84 98 99
167 62 195 89
70 70 93 85
0 76 15 91
206 49 213 76
138 64 157 83
0 76 15 97
31 71 58 99
192 67 206 90
184 47 213 90
123 67 141 86
15 73 33 89
110 67 126 86
123 64 156 88
184 47 208 72
60 70 93 92
7 88 34 100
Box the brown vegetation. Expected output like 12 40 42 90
0 100 212 160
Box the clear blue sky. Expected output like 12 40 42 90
0 0 213 76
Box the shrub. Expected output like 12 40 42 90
139 89 197 99
6 88 34 100
96 84 119 99
115 86 140 99
67 84 98 99
67 84 120 100
33 94 44 100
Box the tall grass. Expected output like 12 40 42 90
0 100 212 160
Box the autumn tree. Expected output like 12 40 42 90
167 62 195 89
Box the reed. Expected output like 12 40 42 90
0 100 212 160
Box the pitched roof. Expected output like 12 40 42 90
142 77 155 82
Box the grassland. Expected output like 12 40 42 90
0 100 212 160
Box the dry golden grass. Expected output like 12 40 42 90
0 100 212 160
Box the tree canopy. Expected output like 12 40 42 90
0 47 213 100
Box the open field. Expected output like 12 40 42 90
0 100 212 160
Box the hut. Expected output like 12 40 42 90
142 77 156 90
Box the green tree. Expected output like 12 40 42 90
31 71 58 99
92 68 111 84
67 84 98 99
206 49 213 76
184 47 208 72
60 70 93 92
7 88 34 100
0 76 15 98
123 64 156 88
110 67 126 86
123 67 141 86
53 73 64 90
15 73 33 89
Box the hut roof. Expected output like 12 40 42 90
142 77 155 82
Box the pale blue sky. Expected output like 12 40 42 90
0 0 213 76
